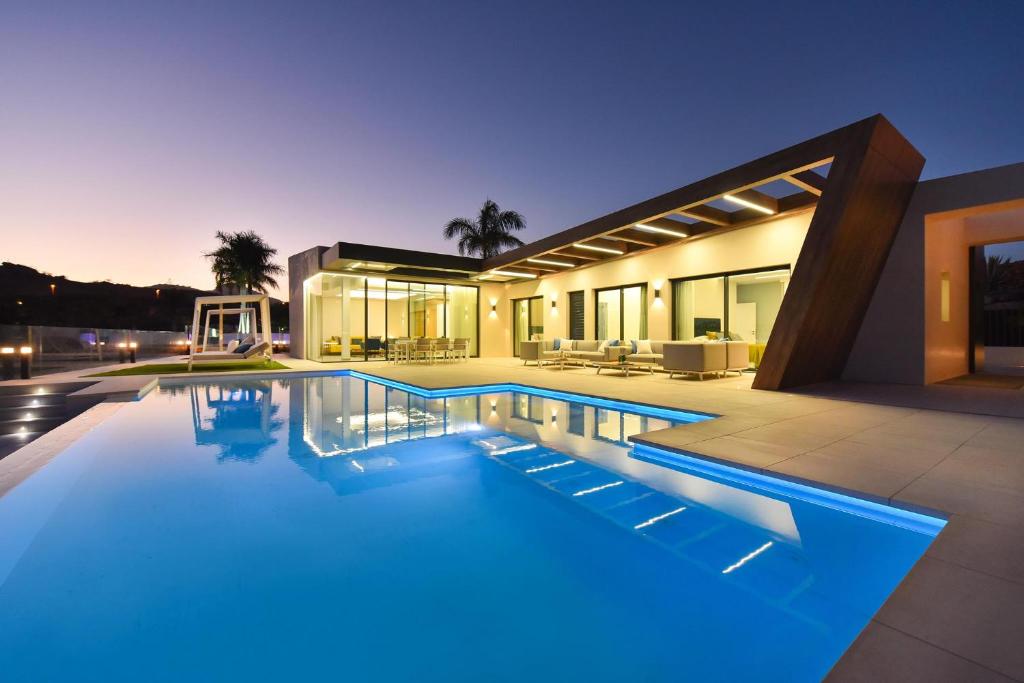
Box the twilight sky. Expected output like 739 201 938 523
2 1 1022 300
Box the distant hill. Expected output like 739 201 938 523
0 262 288 331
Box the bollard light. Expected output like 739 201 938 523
128 341 138 363
117 342 127 363
19 346 32 379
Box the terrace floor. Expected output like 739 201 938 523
2 355 1023 681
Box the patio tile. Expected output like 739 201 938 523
926 445 1024 493
926 515 1024 585
729 423 846 451
826 621 1015 683
683 435 804 468
843 427 968 457
874 556 1024 680
807 438 948 475
894 474 1024 529
766 452 921 501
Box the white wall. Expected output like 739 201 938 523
845 163 1024 384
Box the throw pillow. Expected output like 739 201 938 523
630 340 638 354
597 339 609 352
553 337 561 351
234 342 253 354
637 339 653 354
226 340 240 353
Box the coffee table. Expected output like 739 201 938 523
541 350 586 370
592 360 653 377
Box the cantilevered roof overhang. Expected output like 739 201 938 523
477 129 841 279
321 241 482 280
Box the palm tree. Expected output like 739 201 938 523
205 230 284 294
443 199 526 259
985 254 1012 295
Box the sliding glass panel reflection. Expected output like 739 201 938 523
672 267 791 368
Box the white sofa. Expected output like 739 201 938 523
519 340 626 366
661 341 749 379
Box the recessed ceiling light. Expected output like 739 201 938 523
634 223 688 238
527 258 575 267
491 270 537 279
723 194 775 215
573 243 624 255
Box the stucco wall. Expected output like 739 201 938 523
287 246 326 360
844 162 1024 384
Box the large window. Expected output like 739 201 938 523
594 284 647 341
672 266 790 366
304 273 479 361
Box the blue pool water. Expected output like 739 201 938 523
0 373 943 681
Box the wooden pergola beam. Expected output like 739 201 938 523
784 169 827 196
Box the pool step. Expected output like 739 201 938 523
0 383 101 460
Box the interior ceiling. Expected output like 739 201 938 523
478 160 831 282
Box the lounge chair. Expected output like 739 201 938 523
187 341 272 370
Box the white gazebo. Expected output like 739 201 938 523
188 294 273 370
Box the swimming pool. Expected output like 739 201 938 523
0 372 943 681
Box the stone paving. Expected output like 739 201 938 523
2 356 1022 681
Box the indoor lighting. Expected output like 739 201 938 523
635 223 687 238
19 346 31 355
0 347 14 354
527 257 574 268
753 270 791 280
491 270 537 279
723 193 775 215
573 243 624 255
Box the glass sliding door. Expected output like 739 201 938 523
363 278 388 359
512 296 544 356
304 272 367 362
672 265 791 368
446 284 479 355
307 275 480 361
595 284 647 340
673 276 725 340
387 281 409 343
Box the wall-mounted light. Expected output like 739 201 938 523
551 300 556 309
723 193 776 215
654 288 662 299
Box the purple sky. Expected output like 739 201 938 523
2 1 1022 300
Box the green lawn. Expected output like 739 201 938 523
89 360 290 377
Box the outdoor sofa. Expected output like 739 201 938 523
521 338 750 379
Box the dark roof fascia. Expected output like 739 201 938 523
321 242 483 274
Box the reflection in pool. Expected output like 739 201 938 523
0 373 942 682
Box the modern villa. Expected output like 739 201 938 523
289 114 1024 389
3 114 1024 682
